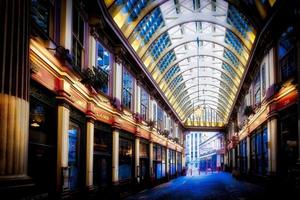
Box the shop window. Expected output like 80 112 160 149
278 26 296 82
95 42 110 94
169 150 176 176
239 139 247 173
177 152 182 173
122 68 133 110
68 122 81 190
139 142 149 182
119 137 133 180
28 99 56 192
72 4 85 70
250 126 268 175
93 129 112 187
140 88 149 121
31 0 55 37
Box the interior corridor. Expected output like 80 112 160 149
1 0 300 199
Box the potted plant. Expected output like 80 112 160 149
81 66 108 93
146 120 156 130
162 130 170 138
243 106 254 117
174 137 179 144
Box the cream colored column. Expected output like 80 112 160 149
149 98 154 121
0 0 30 181
149 142 154 177
60 0 72 50
112 57 123 101
57 104 70 190
86 119 94 187
166 148 169 178
135 137 140 182
112 129 120 183
182 151 185 169
0 95 29 176
88 37 97 67
175 151 178 174
134 81 140 114
232 148 236 169
268 117 278 174
247 136 251 172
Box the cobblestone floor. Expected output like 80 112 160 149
126 173 268 200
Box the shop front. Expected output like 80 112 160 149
250 125 268 175
239 139 248 174
118 132 135 194
28 82 57 197
169 149 176 178
93 121 112 196
67 107 87 192
278 104 298 177
153 144 166 183
177 152 182 176
139 140 150 187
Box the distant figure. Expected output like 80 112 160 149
198 168 201 175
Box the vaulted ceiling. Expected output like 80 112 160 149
103 0 258 127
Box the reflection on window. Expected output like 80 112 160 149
31 0 51 34
72 4 84 69
278 27 296 81
68 122 81 190
122 68 133 110
119 137 133 180
140 88 149 121
96 42 110 94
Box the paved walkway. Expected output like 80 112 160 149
125 173 266 200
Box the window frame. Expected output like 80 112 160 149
95 41 112 95
72 2 86 70
122 67 134 111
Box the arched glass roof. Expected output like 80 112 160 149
104 0 256 127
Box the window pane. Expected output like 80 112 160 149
141 88 149 121
72 5 84 69
122 68 133 109
96 42 110 94
31 0 49 34
119 138 133 180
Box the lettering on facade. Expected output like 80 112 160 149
96 112 110 121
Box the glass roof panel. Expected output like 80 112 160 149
106 0 256 127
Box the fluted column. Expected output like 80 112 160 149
165 147 169 179
56 103 70 191
135 137 140 183
0 0 30 179
268 117 278 174
149 142 153 177
112 128 120 184
86 118 94 187
247 136 251 173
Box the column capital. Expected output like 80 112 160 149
86 116 95 124
56 97 71 110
